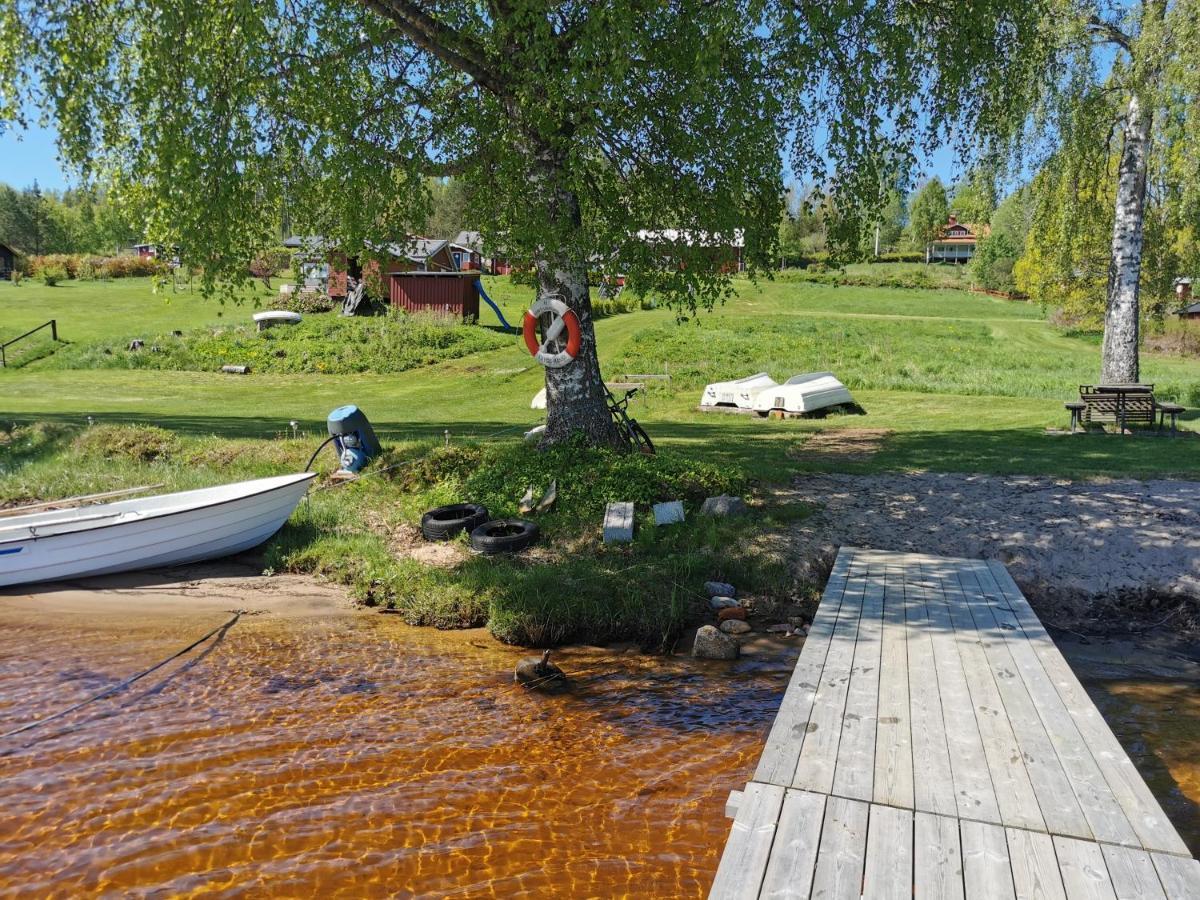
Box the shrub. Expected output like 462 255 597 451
275 289 337 313
39 264 67 286
9 270 22 286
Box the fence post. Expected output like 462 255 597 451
51 319 57 341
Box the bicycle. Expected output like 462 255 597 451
605 385 655 454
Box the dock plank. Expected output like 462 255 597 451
863 803 913 900
916 811 965 900
1007 828 1067 900
809 796 869 900
759 790 825 899
962 819 1016 900
1151 854 1200 900
754 549 855 787
831 555 885 801
710 782 785 900
792 556 869 794
873 560 915 809
1055 836 1117 900
1100 845 1167 900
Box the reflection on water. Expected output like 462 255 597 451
0 613 798 897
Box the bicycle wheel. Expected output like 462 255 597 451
628 421 655 455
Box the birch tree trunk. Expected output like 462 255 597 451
533 156 623 448
1101 90 1152 384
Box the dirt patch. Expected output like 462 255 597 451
390 523 468 568
792 427 891 461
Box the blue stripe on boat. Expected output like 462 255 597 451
0 547 24 556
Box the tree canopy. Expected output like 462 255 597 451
1 0 1057 443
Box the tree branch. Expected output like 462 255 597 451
1086 15 1131 51
358 0 508 98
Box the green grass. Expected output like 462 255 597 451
3 269 1200 645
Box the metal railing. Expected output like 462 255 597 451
0 319 58 368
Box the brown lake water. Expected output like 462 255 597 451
0 598 1196 897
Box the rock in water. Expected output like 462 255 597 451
515 650 567 692
701 495 749 517
704 581 736 598
720 619 752 635
692 625 739 660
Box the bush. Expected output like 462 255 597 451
275 289 337 313
72 424 181 463
39 264 67 286
28 252 166 281
9 270 22 286
249 249 292 288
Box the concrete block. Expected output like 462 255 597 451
603 501 634 543
652 500 685 526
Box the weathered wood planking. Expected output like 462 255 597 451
710 548 1199 900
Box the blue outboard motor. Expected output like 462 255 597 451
326 405 381 474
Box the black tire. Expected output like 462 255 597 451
421 503 489 541
469 518 540 555
628 421 655 455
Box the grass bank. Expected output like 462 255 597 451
0 422 810 649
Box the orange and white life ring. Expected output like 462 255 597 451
523 294 582 368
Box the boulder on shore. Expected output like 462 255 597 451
704 581 736 597
693 625 739 660
717 606 747 623
720 619 752 635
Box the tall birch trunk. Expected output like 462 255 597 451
532 156 623 448
1101 90 1152 384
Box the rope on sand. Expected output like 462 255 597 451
1 609 244 739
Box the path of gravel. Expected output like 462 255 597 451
782 473 1200 628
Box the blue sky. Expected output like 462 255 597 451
2 119 968 194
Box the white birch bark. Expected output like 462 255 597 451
1101 90 1152 384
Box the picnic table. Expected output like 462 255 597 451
1065 383 1186 434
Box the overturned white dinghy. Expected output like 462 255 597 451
0 473 316 587
699 372 778 410
253 310 303 331
752 371 854 415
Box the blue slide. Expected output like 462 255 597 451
474 279 517 332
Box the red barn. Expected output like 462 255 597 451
389 271 481 321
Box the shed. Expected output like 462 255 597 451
1177 302 1200 321
0 241 15 278
389 271 481 321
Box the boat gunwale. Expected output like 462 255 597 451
0 473 316 547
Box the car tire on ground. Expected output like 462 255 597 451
469 518 540 555
421 503 490 541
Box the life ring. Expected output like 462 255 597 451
523 294 582 368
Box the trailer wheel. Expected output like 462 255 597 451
470 519 540 555
421 503 490 541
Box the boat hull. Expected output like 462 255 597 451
0 474 315 587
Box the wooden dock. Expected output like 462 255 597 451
711 547 1199 899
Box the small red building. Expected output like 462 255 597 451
389 271 481 321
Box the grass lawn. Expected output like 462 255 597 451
3 270 1199 645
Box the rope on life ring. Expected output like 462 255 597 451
522 294 582 368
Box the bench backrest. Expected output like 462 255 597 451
1079 392 1157 424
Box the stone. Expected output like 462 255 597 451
692 625 739 660
652 500 685 526
787 616 809 628
704 581 736 598
717 606 747 623
766 623 793 634
514 650 567 692
603 501 635 543
701 495 749 517
719 619 752 635
709 596 739 611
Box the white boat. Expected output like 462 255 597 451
700 372 778 409
0 473 316 587
751 372 854 415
